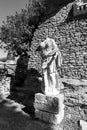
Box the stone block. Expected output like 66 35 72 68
35 93 47 103
42 111 50 122
35 109 43 120
35 109 64 125
49 109 64 125
34 93 64 113
34 100 59 113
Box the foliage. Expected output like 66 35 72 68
0 12 33 54
0 0 47 55
0 0 74 55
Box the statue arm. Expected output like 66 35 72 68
42 53 56 69
56 51 62 67
42 57 51 69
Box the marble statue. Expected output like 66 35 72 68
39 38 63 95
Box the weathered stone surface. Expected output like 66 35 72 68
35 109 43 120
80 120 87 130
49 109 64 125
34 93 64 113
34 93 65 125
35 109 64 125
28 2 87 80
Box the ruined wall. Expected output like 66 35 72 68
62 80 87 130
28 2 87 129
29 2 87 80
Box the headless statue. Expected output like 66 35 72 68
39 38 63 95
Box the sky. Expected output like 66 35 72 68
0 0 28 58
0 0 28 26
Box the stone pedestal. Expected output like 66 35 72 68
34 93 65 125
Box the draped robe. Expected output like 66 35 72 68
40 39 63 95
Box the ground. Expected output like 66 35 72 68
0 98 56 130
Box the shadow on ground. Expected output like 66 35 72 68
0 98 57 130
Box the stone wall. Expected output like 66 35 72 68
62 79 87 130
28 1 87 129
29 2 87 80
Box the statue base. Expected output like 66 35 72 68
34 93 65 125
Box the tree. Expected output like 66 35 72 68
0 9 34 55
0 0 74 55
0 0 47 55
